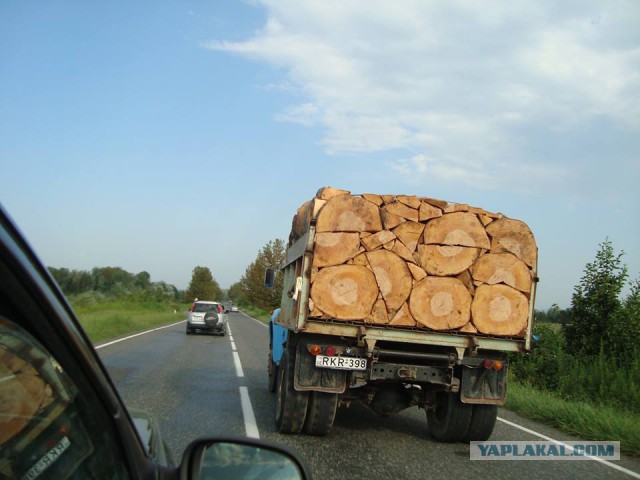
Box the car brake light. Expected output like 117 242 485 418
483 358 493 369
325 346 337 356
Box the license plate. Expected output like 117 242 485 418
315 355 367 370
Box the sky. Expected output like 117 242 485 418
1 1 638 309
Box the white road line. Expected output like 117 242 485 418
239 386 260 439
497 417 640 478
230 341 237 351
95 320 185 350
232 351 244 377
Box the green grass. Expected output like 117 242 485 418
73 300 189 344
506 382 640 456
238 304 272 323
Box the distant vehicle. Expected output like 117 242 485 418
186 300 226 335
231 306 239 312
0 205 309 480
186 301 227 335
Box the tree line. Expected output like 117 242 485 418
48 266 181 302
511 239 640 413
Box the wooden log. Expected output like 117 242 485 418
310 265 378 320
424 197 449 210
408 263 428 281
316 195 383 233
316 186 351 200
313 232 361 267
383 202 419 222
423 212 490 249
381 209 406 230
409 277 471 330
459 322 478 333
397 195 422 209
471 284 528 336
348 251 370 267
416 244 479 276
456 270 475 295
391 240 416 264
362 193 384 206
486 218 537 268
365 298 389 324
366 250 412 313
392 221 425 252
471 253 532 293
419 202 443 222
389 302 416 326
361 230 397 251
381 195 396 204
291 198 327 240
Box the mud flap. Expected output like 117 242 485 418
294 343 347 393
460 363 508 405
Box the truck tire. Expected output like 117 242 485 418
426 392 473 442
275 350 308 433
303 392 338 436
463 404 498 441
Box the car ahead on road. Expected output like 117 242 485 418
186 300 226 335
231 306 239 313
0 205 310 480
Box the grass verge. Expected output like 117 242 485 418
238 304 272 323
74 301 189 344
506 382 640 456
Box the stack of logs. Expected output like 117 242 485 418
291 187 537 337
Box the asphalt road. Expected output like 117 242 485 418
97 312 640 479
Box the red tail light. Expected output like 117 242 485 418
483 358 493 369
325 346 337 356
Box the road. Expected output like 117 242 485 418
98 312 640 479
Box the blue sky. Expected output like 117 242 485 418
1 1 638 309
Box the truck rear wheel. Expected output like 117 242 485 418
303 392 338 436
275 350 308 433
426 392 473 442
464 404 498 441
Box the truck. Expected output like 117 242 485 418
265 187 538 441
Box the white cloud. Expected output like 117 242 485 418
206 0 640 192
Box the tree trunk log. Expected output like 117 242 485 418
316 195 382 233
312 232 362 267
471 284 529 336
423 212 490 249
409 277 471 330
471 253 532 293
486 219 538 268
310 265 379 320
417 244 480 276
366 250 413 313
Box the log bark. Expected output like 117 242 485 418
291 198 326 241
416 244 480 276
486 219 538 268
366 250 413 313
316 195 382 233
409 277 471 330
313 232 361 267
311 265 378 320
471 253 532 293
471 284 529 336
423 212 491 249
392 221 425 252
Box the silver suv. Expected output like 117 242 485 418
186 300 226 335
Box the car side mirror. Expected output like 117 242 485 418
264 268 275 289
181 437 309 480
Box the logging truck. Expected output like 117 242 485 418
265 187 538 441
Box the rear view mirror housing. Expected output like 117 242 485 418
181 437 309 480
264 268 275 289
